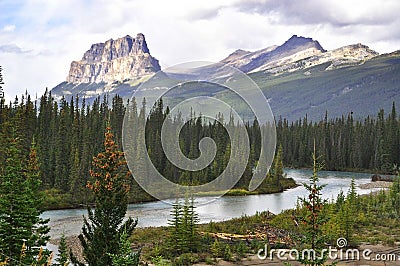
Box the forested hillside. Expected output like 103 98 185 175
0 91 398 208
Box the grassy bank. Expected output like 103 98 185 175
127 181 400 265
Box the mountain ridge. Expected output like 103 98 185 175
66 33 160 84
220 35 378 74
51 34 400 121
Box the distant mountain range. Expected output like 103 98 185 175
221 35 378 74
51 33 400 121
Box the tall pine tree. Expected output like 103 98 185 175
74 126 138 266
297 144 329 266
0 136 50 265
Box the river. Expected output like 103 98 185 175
42 169 380 240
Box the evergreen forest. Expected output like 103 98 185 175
0 90 399 208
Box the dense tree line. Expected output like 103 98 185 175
1 91 398 207
277 103 400 173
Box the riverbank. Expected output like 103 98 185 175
359 181 393 189
54 209 400 266
43 165 391 211
43 169 383 240
45 169 399 265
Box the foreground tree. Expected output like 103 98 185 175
55 234 69 266
167 196 200 256
73 126 138 266
297 144 329 266
389 175 400 217
0 136 50 265
108 230 140 266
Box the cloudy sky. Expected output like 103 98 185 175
1 0 399 102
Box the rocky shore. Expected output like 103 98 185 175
50 236 84 263
359 181 393 189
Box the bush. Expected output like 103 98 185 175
204 257 214 264
223 245 233 261
235 241 248 258
173 253 199 266
211 239 221 258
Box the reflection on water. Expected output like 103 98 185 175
42 169 378 239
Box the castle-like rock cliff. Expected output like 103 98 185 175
66 33 161 83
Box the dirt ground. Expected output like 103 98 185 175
52 236 400 265
194 244 400 266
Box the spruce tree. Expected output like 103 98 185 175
55 234 69 266
167 197 200 256
211 239 221 259
389 176 400 217
0 136 50 264
74 126 138 266
179 197 200 253
168 200 183 255
273 145 284 191
297 144 329 266
108 230 140 266
335 178 358 246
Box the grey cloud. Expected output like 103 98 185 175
187 7 222 20
232 0 400 27
0 44 30 54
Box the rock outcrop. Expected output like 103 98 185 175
221 35 325 73
66 33 161 84
221 36 379 74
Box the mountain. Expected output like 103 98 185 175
51 34 400 121
246 51 400 121
221 35 326 73
221 35 379 74
220 49 252 64
52 33 160 101
67 33 160 84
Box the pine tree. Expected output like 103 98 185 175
0 136 50 264
334 178 357 246
168 200 183 255
55 234 69 266
108 230 140 266
179 197 200 253
74 126 138 266
335 189 345 211
167 196 200 256
273 145 284 190
347 178 358 208
188 197 200 250
389 176 400 217
211 239 221 259
297 144 329 266
223 244 233 261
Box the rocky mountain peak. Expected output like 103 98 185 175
67 33 160 84
334 43 378 57
222 35 326 73
219 35 382 74
221 49 251 64
280 35 326 52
